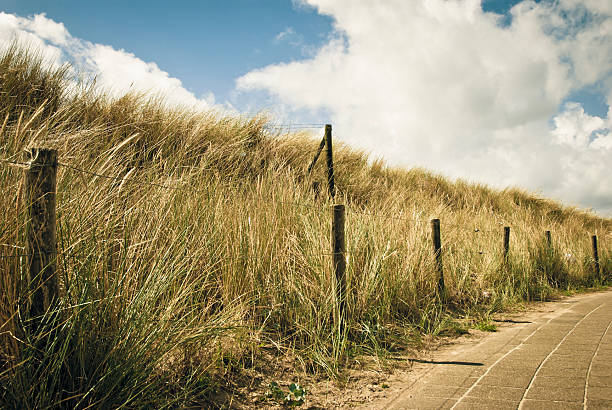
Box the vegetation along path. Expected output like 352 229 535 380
375 289 612 409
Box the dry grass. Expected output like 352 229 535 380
0 44 610 408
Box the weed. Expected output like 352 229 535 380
475 320 497 332
265 381 307 407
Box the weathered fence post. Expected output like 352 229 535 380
307 136 326 174
503 227 510 260
325 124 336 199
431 219 445 295
592 235 600 280
24 147 58 321
545 230 551 247
332 204 346 331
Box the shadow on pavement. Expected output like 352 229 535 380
409 359 484 366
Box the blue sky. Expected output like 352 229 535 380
0 0 611 214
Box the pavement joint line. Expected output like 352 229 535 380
517 302 604 409
449 301 582 410
584 306 612 410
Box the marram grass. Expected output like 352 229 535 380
0 45 610 408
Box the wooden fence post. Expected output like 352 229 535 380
24 147 58 321
592 235 600 280
503 227 510 260
545 230 551 247
325 124 336 199
332 204 346 330
307 136 326 174
431 219 445 295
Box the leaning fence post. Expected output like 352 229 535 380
503 227 510 260
24 147 58 322
307 136 326 174
592 235 600 280
325 124 336 199
332 204 346 331
431 219 445 295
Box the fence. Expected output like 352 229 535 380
1 124 608 330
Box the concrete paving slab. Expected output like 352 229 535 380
536 366 587 378
590 363 612 371
530 375 586 389
587 386 612 400
520 399 583 410
419 384 468 399
524 386 584 402
483 367 535 383
540 360 591 371
585 398 612 409
466 384 524 401
384 396 456 409
420 374 479 388
476 375 534 389
493 361 541 371
589 367 612 377
548 351 594 360
587 376 612 387
453 397 519 410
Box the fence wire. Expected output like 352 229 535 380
1 156 609 253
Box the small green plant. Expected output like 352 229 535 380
475 320 497 332
266 382 307 406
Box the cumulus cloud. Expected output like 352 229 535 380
237 0 612 215
0 12 216 110
553 103 610 149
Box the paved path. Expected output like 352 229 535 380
379 290 612 409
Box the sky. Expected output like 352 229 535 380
0 0 611 216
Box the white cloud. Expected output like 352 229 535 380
552 102 608 149
26 13 70 46
0 12 216 111
238 0 612 215
0 13 64 63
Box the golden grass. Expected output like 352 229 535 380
0 44 610 407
